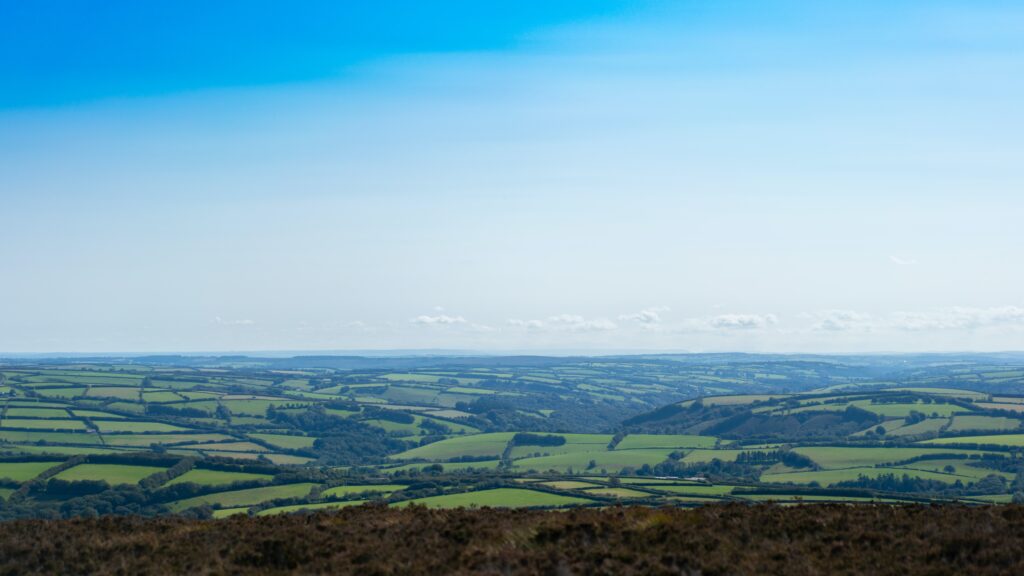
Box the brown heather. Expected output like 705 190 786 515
2 504 1024 575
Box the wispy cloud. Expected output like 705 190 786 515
507 314 617 332
618 306 669 324
411 314 466 325
708 313 778 330
810 310 873 332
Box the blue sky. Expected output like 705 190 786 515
2 1 1023 353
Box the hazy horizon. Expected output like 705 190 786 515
3 1 1022 354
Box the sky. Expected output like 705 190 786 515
1 0 1023 354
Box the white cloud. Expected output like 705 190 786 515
618 306 669 324
810 310 873 332
411 314 466 325
507 319 544 329
507 314 617 332
892 306 1024 331
708 313 778 330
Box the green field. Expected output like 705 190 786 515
922 434 1024 447
855 401 970 418
792 446 991 469
94 421 191 433
508 434 613 459
248 433 317 450
71 410 125 419
4 408 71 418
887 418 948 437
384 460 501 473
86 387 142 400
651 484 736 496
0 461 61 482
539 480 601 490
581 487 650 498
0 430 103 444
512 449 674 474
761 466 965 486
615 434 718 450
168 483 319 511
394 488 593 508
947 416 1021 432
256 500 368 516
321 484 406 498
53 463 168 485
391 432 515 461
1 418 87 431
164 469 273 487
102 433 234 447
680 449 767 464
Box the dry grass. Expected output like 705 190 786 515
1 504 1024 574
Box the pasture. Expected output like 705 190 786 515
53 463 168 485
394 488 593 508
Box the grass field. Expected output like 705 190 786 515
898 459 1015 481
256 500 368 516
71 410 125 419
4 407 70 418
248 433 317 450
384 460 501 473
651 484 736 496
887 418 948 437
391 432 515 461
761 466 964 485
1 418 87 431
53 463 168 484
163 469 273 487
508 434 613 459
580 487 650 498
0 461 61 482
511 449 673 474
947 416 1022 432
168 483 319 511
615 434 718 450
101 433 234 447
792 446 990 469
178 441 267 453
321 484 406 498
94 421 191 433
393 488 593 508
538 480 601 490
211 507 250 518
680 449 767 464
922 434 1024 447
0 430 103 444
4 445 127 456
34 387 85 398
86 387 142 400
855 401 971 418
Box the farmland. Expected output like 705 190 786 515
2 353 1024 518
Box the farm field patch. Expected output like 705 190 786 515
394 488 593 509
54 463 168 485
